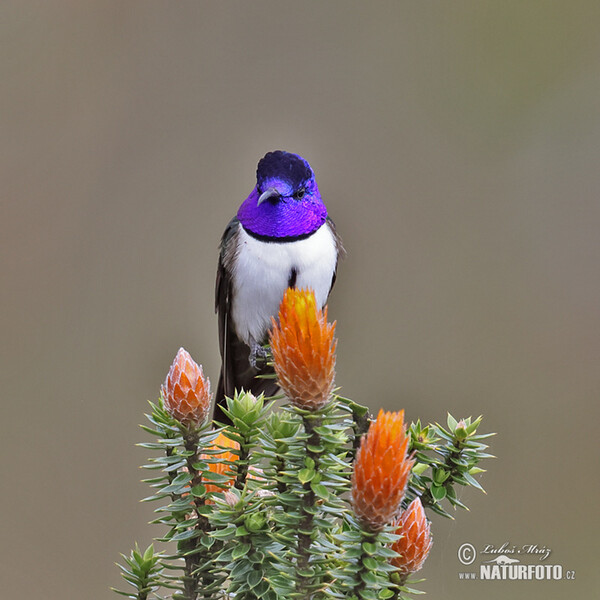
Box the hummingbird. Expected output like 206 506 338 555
214 150 344 423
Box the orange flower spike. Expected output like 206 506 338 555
270 288 337 411
201 432 239 499
351 409 415 531
162 348 212 427
391 497 433 575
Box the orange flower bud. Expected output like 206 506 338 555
391 497 433 575
201 432 239 499
162 348 211 426
351 409 415 531
269 288 336 411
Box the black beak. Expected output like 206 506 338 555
257 187 280 205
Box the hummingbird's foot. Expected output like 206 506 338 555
249 341 270 369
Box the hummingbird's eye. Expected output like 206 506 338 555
293 187 306 200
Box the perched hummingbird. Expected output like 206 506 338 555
214 150 344 422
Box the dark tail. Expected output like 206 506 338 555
213 371 232 426
212 362 279 427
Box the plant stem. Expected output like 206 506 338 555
352 409 371 454
295 415 322 597
390 572 408 599
182 430 211 600
337 396 371 458
352 530 376 597
274 454 287 494
234 435 250 491
420 436 466 509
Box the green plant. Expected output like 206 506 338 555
115 289 494 599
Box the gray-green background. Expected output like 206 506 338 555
2 2 599 598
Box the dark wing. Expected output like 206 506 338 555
215 218 239 363
214 217 240 421
326 216 346 298
214 218 279 423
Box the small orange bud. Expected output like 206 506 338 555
351 409 415 531
391 497 433 575
201 432 239 499
269 288 336 411
162 348 211 426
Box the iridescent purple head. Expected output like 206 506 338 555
237 151 327 239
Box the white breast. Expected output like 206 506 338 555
231 223 338 345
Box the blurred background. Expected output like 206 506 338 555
2 2 599 598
